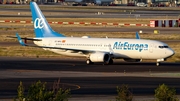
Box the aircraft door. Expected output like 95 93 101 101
48 40 54 46
149 43 153 53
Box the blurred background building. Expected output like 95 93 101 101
0 0 178 7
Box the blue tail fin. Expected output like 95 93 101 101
30 2 65 38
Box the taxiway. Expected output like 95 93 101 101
0 57 180 100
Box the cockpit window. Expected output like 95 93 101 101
164 46 168 48
159 46 169 48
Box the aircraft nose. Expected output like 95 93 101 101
166 49 175 57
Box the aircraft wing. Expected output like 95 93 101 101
15 33 100 54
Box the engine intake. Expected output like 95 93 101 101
90 52 110 63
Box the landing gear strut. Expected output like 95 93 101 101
156 58 164 66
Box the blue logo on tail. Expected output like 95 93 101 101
34 18 45 29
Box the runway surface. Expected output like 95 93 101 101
0 57 180 100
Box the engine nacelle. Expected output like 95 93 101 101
90 52 110 63
123 58 142 62
95 0 102 4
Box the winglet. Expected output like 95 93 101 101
136 32 140 39
16 33 26 46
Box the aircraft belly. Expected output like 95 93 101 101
114 50 148 59
147 51 163 59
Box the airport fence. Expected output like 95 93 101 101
0 20 150 27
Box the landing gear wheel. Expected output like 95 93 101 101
86 59 93 65
86 59 90 65
156 62 160 66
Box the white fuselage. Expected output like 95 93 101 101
33 37 174 60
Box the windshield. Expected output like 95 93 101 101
159 46 169 48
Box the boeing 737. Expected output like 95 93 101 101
14 2 174 66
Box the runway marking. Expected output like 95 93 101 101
0 20 150 27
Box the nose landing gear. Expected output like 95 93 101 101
156 58 164 66
156 62 160 66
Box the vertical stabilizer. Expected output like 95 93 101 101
30 2 65 38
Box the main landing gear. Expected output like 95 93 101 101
86 59 94 65
86 58 113 65
108 58 113 65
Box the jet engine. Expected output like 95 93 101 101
89 52 110 63
123 58 142 62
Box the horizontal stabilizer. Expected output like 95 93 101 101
7 36 42 41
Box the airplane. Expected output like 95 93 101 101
14 2 174 66
64 0 83 4
94 0 114 5
64 0 113 6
